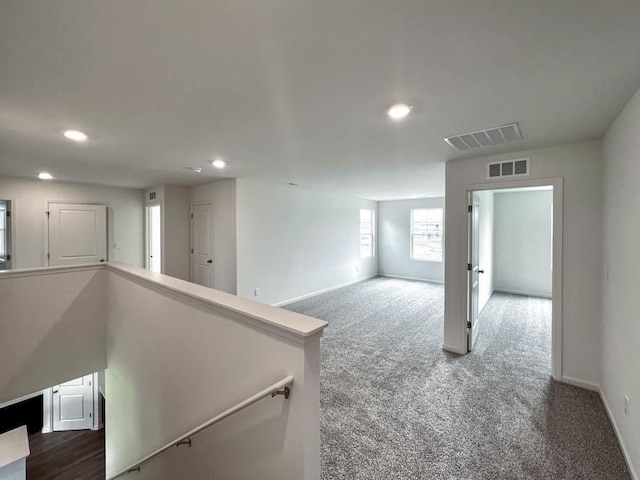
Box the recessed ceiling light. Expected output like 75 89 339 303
38 172 53 180
387 103 412 121
212 158 226 169
62 130 88 142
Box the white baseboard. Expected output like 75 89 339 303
379 273 444 284
494 288 552 299
600 388 639 480
560 375 600 392
443 344 467 355
273 275 378 307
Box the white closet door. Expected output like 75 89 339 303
48 203 107 266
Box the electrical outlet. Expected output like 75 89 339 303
254 288 260 297
624 395 629 416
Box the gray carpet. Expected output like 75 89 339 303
284 277 630 479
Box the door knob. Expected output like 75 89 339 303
479 269 485 274
207 259 212 264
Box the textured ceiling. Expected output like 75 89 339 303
1 0 639 199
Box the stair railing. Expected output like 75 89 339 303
107 375 294 479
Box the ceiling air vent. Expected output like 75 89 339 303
487 158 530 179
444 122 522 151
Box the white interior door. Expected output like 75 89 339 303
146 203 162 273
468 194 482 351
52 374 94 431
191 203 214 288
48 203 107 266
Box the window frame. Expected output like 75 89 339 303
410 208 443 263
359 209 375 259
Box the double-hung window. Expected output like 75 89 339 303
410 208 443 262
360 209 375 258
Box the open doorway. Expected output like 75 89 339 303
145 203 162 273
0 200 12 270
468 183 561 378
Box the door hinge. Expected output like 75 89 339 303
467 321 472 329
6 211 10 217
467 263 472 271
468 205 472 213
6 254 10 261
46 211 50 217
191 213 194 219
89 413 92 418
47 253 50 259
191 248 194 254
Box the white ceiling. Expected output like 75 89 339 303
1 0 639 200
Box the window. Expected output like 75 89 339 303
411 208 443 262
360 209 375 258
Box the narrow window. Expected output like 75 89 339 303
360 209 375 258
411 208 443 262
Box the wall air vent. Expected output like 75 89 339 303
487 158 530 179
444 122 522 151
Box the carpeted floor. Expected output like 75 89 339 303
284 277 630 480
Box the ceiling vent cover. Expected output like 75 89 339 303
444 122 522 151
487 158 530 179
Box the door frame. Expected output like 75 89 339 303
43 201 109 267
467 193 480 351
189 202 213 286
0 198 15 270
463 176 563 381
144 201 162 272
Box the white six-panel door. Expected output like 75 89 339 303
52 374 94 431
190 203 214 288
48 203 107 266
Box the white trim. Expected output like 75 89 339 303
42 388 52 434
273 275 378 307
600 388 639 480
0 390 44 410
493 288 552 299
379 273 443 284
0 263 102 280
560 375 599 392
443 344 467 355
92 372 102 430
462 176 563 381
107 262 328 344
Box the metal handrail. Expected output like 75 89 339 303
108 375 294 479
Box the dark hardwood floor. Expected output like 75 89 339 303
27 430 105 480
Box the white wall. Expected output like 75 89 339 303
475 190 494 312
493 190 553 298
0 266 107 404
445 140 602 388
106 265 325 480
602 86 640 479
0 176 144 268
236 179 378 306
190 179 237 294
163 186 190 281
378 197 444 283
